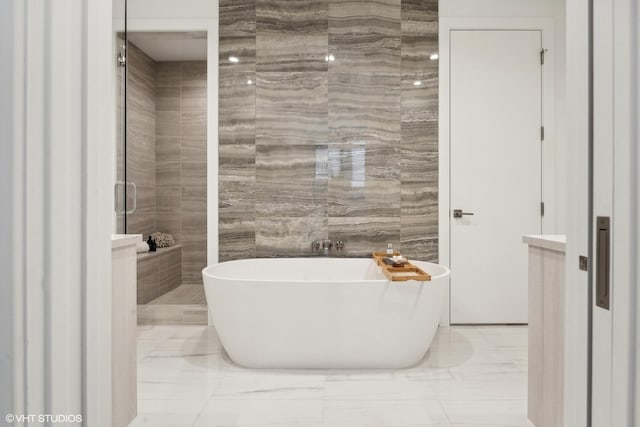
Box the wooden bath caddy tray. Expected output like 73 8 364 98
372 252 431 282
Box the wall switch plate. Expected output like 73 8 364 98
579 256 589 271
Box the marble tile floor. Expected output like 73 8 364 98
148 284 207 305
138 285 207 325
132 325 533 427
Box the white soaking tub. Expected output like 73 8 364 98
202 258 450 369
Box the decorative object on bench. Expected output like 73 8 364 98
147 235 157 252
151 231 176 248
136 240 149 253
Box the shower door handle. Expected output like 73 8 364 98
114 181 137 214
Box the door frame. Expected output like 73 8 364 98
594 0 639 424
567 0 639 424
0 0 114 425
438 18 556 325
113 18 220 268
114 18 218 326
610 1 640 422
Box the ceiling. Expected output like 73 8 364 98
127 31 207 62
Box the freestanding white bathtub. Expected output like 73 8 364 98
202 258 450 369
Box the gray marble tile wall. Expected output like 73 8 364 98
400 0 439 261
137 246 182 304
155 61 208 285
119 44 208 285
126 42 157 238
219 0 438 262
219 0 257 261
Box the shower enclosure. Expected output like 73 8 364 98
113 1 209 324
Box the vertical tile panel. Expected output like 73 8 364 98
400 0 438 261
328 73 401 146
328 217 401 257
156 62 181 87
181 237 207 284
328 0 401 75
254 145 327 255
220 0 256 37
256 145 328 217
327 143 400 217
180 62 208 284
219 50 255 146
127 42 157 237
328 0 402 251
219 219 256 262
155 61 181 246
256 72 328 146
219 0 257 261
256 217 328 257
401 0 438 38
156 213 182 244
256 0 328 72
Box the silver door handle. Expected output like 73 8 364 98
114 181 137 214
595 216 610 310
453 209 474 218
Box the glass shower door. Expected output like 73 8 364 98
114 1 136 233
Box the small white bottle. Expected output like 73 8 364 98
386 242 393 256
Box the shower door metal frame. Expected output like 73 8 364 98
124 17 219 271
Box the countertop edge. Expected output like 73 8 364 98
522 234 567 253
136 244 183 261
111 234 142 250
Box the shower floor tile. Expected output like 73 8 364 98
131 325 534 427
148 284 206 305
138 285 208 325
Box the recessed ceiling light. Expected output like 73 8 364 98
430 53 439 60
247 79 253 85
413 81 423 86
325 54 335 62
229 56 239 63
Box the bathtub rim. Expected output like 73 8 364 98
202 258 451 284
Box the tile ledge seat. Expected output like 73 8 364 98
137 244 183 261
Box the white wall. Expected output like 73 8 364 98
0 0 15 419
440 0 561 17
115 0 216 19
2 0 114 424
440 0 567 233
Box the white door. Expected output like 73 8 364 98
590 0 640 424
450 30 543 324
591 0 613 423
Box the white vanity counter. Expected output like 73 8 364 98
523 234 566 427
111 233 140 249
111 234 140 427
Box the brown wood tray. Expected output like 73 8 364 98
372 252 432 282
